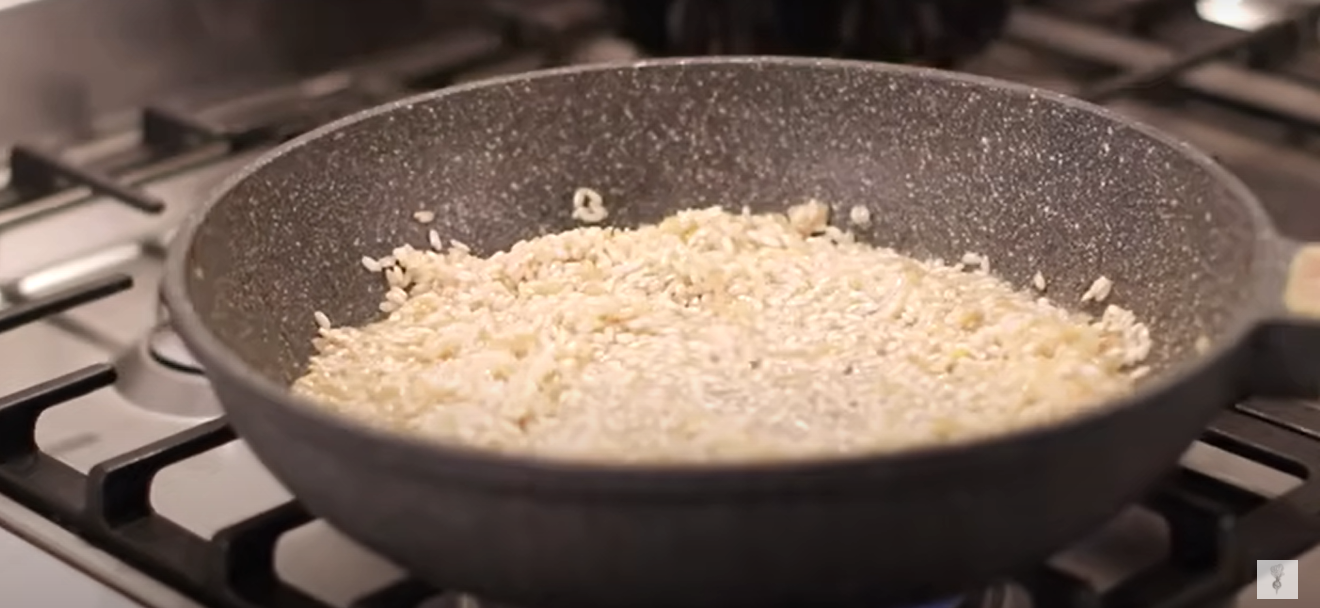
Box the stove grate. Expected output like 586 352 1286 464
1006 5 1320 130
1078 4 1320 102
0 280 440 608
7 146 166 214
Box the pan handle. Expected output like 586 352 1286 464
1282 241 1320 318
1256 238 1320 397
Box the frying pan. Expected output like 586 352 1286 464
161 57 1320 608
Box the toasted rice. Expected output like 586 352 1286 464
292 200 1152 463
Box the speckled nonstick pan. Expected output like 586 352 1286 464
161 57 1320 608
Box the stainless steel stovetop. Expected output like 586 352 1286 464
4 0 1320 607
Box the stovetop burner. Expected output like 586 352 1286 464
146 325 202 375
115 323 217 418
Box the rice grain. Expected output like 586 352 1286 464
848 205 872 227
1081 276 1114 303
571 187 608 223
295 202 1153 463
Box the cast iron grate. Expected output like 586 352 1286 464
0 279 437 608
1007 2 1320 130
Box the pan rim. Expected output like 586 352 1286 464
162 55 1276 492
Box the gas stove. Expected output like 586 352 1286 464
4 0 1320 606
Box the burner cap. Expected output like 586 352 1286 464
115 325 221 419
148 325 203 374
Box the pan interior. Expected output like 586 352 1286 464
182 60 1261 391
